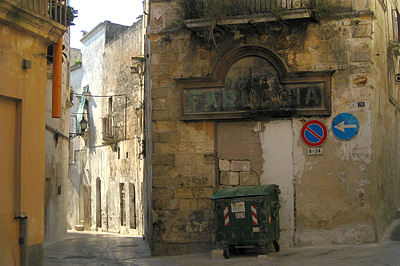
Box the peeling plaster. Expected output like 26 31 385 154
260 120 295 247
296 223 376 246
293 119 306 185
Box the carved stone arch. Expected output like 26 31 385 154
213 46 289 83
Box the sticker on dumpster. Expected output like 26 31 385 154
251 205 258 225
235 213 245 219
231 202 245 213
253 227 260 233
224 206 230 226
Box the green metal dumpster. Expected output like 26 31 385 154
211 184 281 258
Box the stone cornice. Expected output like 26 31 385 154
80 21 107 44
0 0 66 44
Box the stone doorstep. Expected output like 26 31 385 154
74 225 84 231
211 249 224 259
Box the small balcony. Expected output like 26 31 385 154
1 0 76 42
102 115 115 142
10 0 76 26
180 0 317 32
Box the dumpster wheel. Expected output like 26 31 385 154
223 247 230 259
262 246 268 255
273 241 280 252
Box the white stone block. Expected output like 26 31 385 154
211 249 225 259
258 255 268 259
219 159 230 171
220 171 239 185
230 160 251 172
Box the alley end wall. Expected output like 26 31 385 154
69 20 145 237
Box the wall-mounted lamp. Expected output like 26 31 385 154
69 116 88 139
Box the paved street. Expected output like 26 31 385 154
45 220 400 266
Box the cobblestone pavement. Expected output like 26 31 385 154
45 220 400 266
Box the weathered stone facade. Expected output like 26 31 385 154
44 30 72 244
147 0 400 255
69 20 145 236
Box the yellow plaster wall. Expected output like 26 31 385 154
0 23 48 262
0 96 20 265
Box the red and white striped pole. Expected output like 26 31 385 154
224 206 230 226
251 205 258 225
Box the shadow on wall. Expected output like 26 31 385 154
88 96 98 152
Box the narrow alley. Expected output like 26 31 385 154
44 220 400 266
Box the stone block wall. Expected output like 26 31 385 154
219 159 260 187
149 6 219 254
151 119 216 254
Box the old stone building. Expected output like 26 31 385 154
44 30 73 244
69 20 145 236
145 0 400 255
0 0 71 264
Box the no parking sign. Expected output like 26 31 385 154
301 120 328 147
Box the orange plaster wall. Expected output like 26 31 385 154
0 23 48 250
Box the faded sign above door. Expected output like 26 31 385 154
176 46 334 120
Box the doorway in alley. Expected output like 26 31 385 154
0 97 22 264
216 120 295 248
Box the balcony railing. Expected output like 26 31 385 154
179 0 313 20
12 0 76 26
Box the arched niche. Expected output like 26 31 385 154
175 46 334 121
213 46 289 83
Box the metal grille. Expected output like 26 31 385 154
12 0 72 26
191 0 312 18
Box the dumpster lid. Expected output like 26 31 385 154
211 184 279 199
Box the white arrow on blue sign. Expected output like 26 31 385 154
332 113 359 141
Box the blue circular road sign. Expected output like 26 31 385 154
332 113 359 141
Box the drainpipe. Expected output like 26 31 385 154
52 37 63 118
15 213 28 266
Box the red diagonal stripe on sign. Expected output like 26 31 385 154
305 125 323 141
